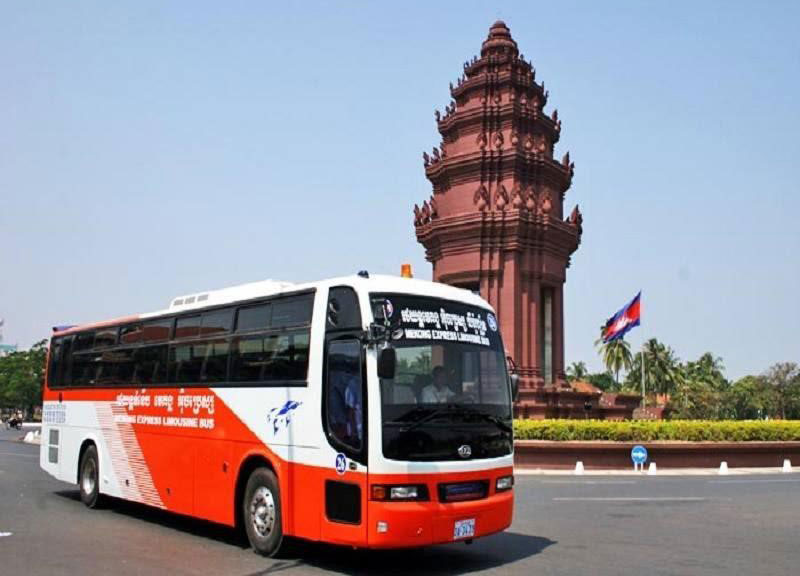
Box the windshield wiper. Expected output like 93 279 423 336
471 411 513 434
394 404 513 434
399 404 464 432
444 404 512 433
387 406 437 424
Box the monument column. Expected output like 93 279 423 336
530 279 542 385
553 285 566 382
414 21 583 417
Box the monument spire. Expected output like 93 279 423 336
414 21 583 418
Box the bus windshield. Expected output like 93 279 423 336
371 294 513 462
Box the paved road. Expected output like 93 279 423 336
1 428 799 575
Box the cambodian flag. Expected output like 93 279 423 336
602 292 641 343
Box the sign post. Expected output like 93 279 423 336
631 445 648 472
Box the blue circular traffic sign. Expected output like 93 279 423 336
631 445 648 465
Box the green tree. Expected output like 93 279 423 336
725 375 777 420
670 378 723 419
787 375 800 420
566 361 589 382
669 352 729 419
763 362 800 419
686 353 727 387
594 328 633 386
587 371 617 392
0 340 48 415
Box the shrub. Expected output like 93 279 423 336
513 419 800 442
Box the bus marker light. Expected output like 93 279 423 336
401 264 413 278
377 522 388 533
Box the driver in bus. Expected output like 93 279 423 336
421 366 456 404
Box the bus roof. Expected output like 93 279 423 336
52 274 493 337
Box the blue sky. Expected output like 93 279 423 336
1 1 798 379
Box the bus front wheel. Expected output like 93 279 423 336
79 444 102 508
243 467 284 556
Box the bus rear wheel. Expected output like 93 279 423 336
243 467 284 556
79 444 103 508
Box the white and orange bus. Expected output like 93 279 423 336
40 273 516 555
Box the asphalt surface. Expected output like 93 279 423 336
1 427 799 575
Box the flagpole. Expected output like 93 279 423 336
641 344 645 409
640 290 645 409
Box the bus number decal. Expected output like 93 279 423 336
335 453 347 475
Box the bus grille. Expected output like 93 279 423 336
438 480 488 503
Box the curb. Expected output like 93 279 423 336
516 466 795 476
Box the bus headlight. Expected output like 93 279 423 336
496 475 514 492
391 486 418 499
370 484 429 501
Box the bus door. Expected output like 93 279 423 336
320 287 368 545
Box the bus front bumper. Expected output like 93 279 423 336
366 489 514 549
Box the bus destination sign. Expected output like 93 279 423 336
375 294 499 349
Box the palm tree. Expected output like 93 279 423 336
595 327 633 386
625 338 683 402
566 361 589 382
688 352 725 386
643 338 682 397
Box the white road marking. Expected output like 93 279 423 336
0 532 12 538
0 452 38 458
540 480 637 485
708 479 800 484
516 467 791 477
553 497 708 502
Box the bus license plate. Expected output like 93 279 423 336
453 518 475 540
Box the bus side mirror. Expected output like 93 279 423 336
506 355 519 402
378 347 396 380
510 373 519 402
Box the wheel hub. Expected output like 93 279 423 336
249 486 275 538
82 458 96 495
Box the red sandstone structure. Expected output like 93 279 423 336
414 21 638 419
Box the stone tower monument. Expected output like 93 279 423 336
414 21 584 417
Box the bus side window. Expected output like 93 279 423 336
94 327 118 348
326 287 361 330
114 348 137 386
326 339 363 452
200 339 229 383
236 303 271 332
137 319 172 385
48 338 63 389
273 295 313 328
137 345 168 385
71 332 97 387
61 336 74 387
200 308 233 336
120 324 143 345
175 316 201 339
170 342 205 384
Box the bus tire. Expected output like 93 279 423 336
79 444 102 508
243 467 284 557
